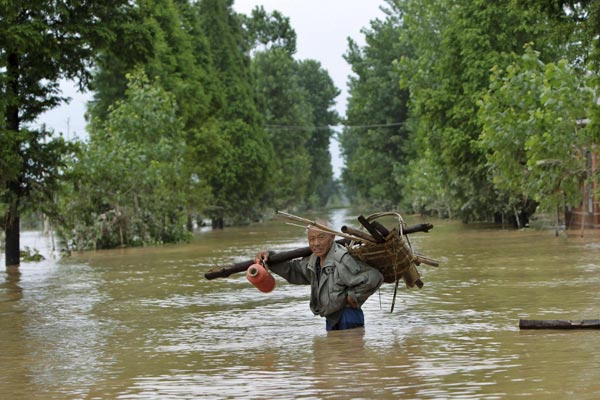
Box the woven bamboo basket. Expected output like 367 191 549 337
347 212 422 288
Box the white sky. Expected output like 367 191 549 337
35 0 387 176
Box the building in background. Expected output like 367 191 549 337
568 144 599 230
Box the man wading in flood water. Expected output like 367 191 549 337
255 221 384 331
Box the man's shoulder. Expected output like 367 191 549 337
331 242 349 260
331 243 365 274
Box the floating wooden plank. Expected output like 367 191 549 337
519 319 600 330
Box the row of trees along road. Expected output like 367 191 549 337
3 0 600 266
340 0 600 228
1 1 339 265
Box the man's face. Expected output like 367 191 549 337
307 228 335 258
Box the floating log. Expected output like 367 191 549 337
519 319 600 330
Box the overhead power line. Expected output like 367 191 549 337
264 122 404 131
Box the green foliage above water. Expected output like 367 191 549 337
20 246 44 262
340 0 600 226
8 0 600 259
58 70 192 249
1 0 131 264
246 6 339 211
25 1 340 251
479 46 597 217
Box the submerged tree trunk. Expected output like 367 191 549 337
186 214 194 232
513 206 521 229
5 204 20 267
4 52 21 268
555 204 560 237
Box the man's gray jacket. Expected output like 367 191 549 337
268 242 384 325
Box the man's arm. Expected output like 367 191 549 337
255 251 311 285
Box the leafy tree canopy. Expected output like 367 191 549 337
1 0 131 265
59 69 191 249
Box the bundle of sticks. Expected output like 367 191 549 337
276 211 439 289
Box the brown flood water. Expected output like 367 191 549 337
1 208 600 399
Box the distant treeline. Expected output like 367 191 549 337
2 0 600 260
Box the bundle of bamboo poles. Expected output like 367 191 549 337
277 211 440 289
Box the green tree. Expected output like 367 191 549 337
396 0 566 222
90 0 215 129
339 0 598 223
241 5 297 55
196 0 272 225
88 0 280 228
59 70 191 249
0 0 128 266
479 47 597 228
0 135 19 219
245 6 339 209
340 5 411 209
252 48 313 209
88 0 220 228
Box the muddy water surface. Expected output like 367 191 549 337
1 209 600 399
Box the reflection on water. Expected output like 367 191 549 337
2 265 23 302
0 210 599 399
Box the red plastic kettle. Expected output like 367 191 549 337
246 262 276 293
